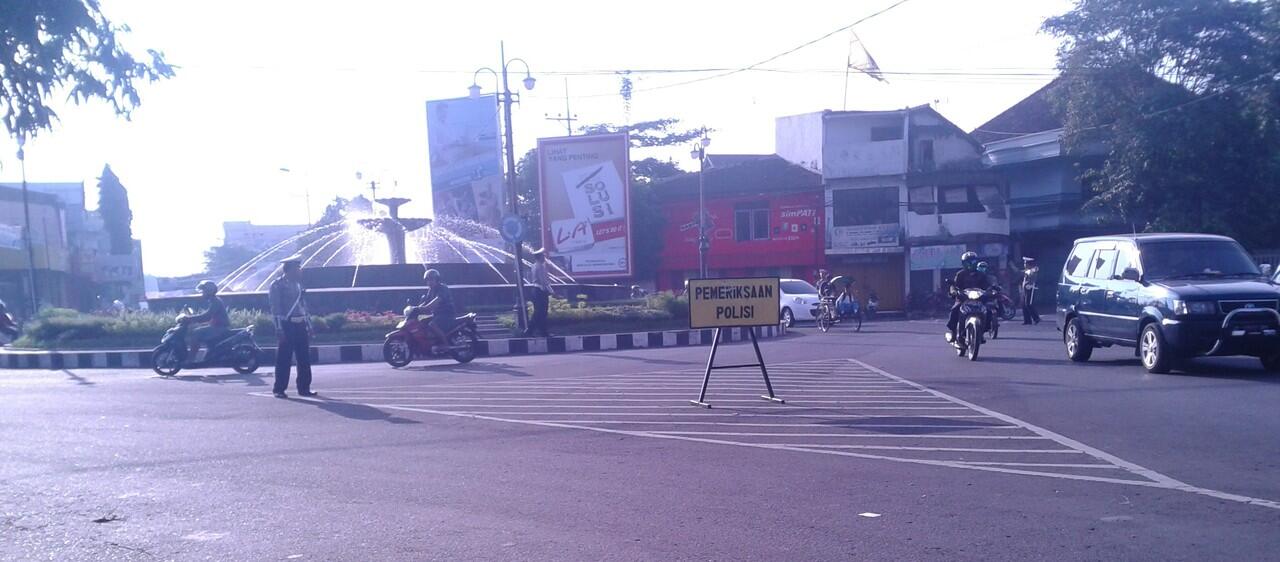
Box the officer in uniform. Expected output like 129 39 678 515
1020 256 1041 325
268 255 315 398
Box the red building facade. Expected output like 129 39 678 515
652 155 825 292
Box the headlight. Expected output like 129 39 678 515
966 289 985 300
1172 300 1215 316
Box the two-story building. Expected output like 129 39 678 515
973 79 1113 289
0 184 72 315
652 155 824 292
776 105 1008 310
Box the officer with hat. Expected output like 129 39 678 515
268 254 314 398
1020 256 1041 325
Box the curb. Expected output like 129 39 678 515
0 325 787 370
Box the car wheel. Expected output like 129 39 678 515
1064 317 1093 362
781 307 794 328
1140 323 1171 374
1261 352 1280 373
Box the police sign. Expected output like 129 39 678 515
688 277 781 329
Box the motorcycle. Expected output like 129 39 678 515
994 288 1017 322
151 308 261 376
382 305 480 367
947 288 995 361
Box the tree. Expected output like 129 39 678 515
513 119 698 281
1 0 174 139
96 164 132 254
1043 0 1280 248
203 244 258 276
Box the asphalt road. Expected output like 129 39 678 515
2 319 1278 561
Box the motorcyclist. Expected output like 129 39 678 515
0 299 18 345
187 280 231 359
946 252 992 342
417 269 458 351
815 269 834 298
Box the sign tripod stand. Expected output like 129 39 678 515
686 277 786 408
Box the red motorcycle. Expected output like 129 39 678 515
382 305 479 367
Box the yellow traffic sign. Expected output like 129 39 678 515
688 277 781 329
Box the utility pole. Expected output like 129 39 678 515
691 129 711 278
16 135 38 317
545 78 578 136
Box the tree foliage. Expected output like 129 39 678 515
96 164 132 254
514 120 695 281
1 0 174 138
1044 0 1280 248
202 244 257 276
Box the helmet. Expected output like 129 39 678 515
976 261 990 273
423 269 442 282
196 280 218 295
961 251 979 270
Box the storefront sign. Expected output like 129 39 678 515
828 223 899 254
910 244 968 270
688 277 781 329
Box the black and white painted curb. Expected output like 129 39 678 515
0 325 786 370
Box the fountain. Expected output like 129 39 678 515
356 198 430 265
146 196 632 314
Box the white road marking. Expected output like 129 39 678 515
777 444 1082 453
518 421 1018 429
952 462 1121 469
648 432 1049 440
368 403 969 410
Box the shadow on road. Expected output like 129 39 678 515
168 371 269 387
60 369 95 386
295 397 421 424
404 361 530 377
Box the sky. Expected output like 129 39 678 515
0 0 1074 276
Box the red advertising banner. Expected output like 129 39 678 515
537 133 632 278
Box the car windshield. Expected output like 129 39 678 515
1140 240 1261 280
780 280 819 295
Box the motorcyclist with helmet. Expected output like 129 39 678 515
187 280 231 359
946 252 992 342
417 269 458 351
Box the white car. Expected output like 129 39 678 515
779 278 822 327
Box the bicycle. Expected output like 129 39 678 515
816 297 837 333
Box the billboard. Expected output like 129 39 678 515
426 95 504 227
538 133 632 278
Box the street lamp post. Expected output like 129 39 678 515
471 42 535 333
15 135 38 317
278 167 312 226
690 132 711 278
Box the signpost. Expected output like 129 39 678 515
500 214 526 244
687 277 784 408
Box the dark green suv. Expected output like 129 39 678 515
1057 234 1280 373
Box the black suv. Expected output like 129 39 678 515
1057 234 1280 373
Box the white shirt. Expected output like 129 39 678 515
529 260 553 293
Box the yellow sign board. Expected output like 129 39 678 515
688 277 781 329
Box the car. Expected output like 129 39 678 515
779 278 822 328
1057 233 1280 373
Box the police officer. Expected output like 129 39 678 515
946 251 992 341
269 255 314 398
1020 256 1041 325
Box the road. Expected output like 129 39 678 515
2 319 1278 560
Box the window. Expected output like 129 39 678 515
1140 240 1261 280
1114 244 1138 279
832 187 898 227
1064 243 1096 279
1090 249 1118 280
870 126 903 142
908 186 936 215
734 202 770 242
938 186 986 214
919 140 935 170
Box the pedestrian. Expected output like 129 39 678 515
1020 256 1041 325
269 255 315 398
524 249 555 337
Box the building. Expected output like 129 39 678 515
0 181 148 312
652 155 824 292
0 184 72 316
974 79 1113 287
222 221 309 253
776 105 1008 311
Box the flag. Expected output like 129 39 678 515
848 30 887 83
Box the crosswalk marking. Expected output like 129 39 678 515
254 357 1280 511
